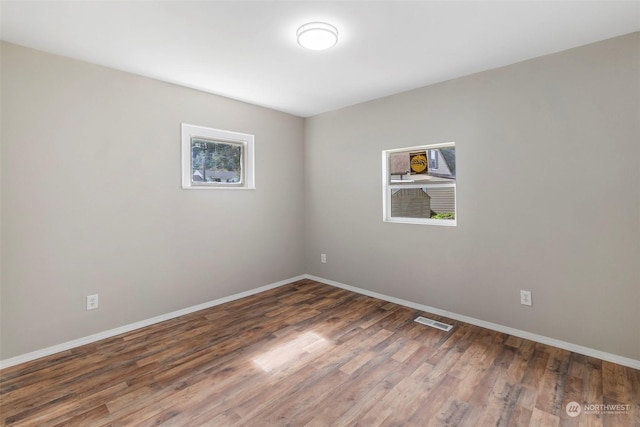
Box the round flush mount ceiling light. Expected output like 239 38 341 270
296 22 338 50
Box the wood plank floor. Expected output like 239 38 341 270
1 279 638 426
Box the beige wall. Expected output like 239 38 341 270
304 33 640 360
0 42 306 359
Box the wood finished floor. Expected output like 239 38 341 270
1 279 638 427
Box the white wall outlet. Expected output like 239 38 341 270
321 253 327 264
87 294 99 310
520 290 532 306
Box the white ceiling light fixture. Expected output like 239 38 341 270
296 22 338 50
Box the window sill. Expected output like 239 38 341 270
384 218 457 226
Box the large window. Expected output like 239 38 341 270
181 123 255 190
382 142 456 225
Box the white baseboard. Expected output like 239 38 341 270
2 273 638 371
0 275 306 370
305 275 640 370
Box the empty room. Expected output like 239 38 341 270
1 1 639 426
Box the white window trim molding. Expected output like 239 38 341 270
181 123 255 190
382 142 456 226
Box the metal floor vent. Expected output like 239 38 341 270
414 316 453 332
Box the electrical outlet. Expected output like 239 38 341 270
87 294 99 310
321 253 327 264
520 290 532 306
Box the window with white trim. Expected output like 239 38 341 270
382 142 456 225
181 123 255 190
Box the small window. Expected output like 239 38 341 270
181 123 255 190
429 149 438 169
382 142 456 225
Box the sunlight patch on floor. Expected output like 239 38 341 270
253 331 328 372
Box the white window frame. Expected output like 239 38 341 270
382 142 456 226
181 123 255 190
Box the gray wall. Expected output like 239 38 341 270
304 33 640 360
2 33 639 362
0 42 305 359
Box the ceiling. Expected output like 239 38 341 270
1 1 639 117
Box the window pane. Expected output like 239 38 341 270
388 147 455 182
191 138 242 185
390 186 455 219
